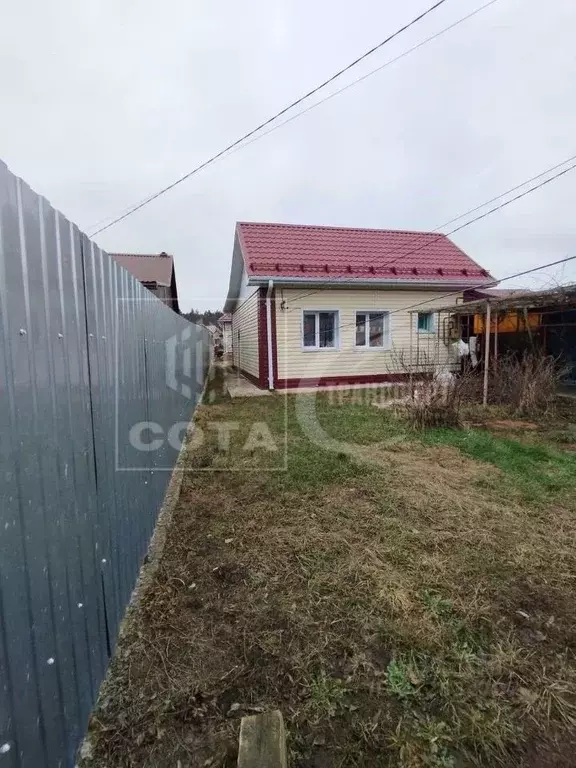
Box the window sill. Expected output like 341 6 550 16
301 346 340 352
353 346 391 351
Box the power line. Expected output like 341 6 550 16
390 253 576 316
89 1 498 236
89 0 455 237
285 155 576 307
435 153 576 232
385 157 576 272
290 254 576 347
216 0 499 167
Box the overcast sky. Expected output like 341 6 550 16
1 0 575 311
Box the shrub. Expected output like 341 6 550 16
490 352 566 416
407 365 478 430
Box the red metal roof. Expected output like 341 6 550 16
236 222 491 282
111 252 174 286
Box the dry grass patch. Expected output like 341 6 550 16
83 378 576 767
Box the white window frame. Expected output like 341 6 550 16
354 310 391 350
301 309 340 351
417 310 436 334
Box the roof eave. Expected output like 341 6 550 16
246 275 496 290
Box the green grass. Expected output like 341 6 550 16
295 388 576 503
421 426 576 502
315 393 407 445
306 671 347 719
386 657 421 699
420 589 454 620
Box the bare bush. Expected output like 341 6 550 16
388 345 567 426
405 390 460 430
490 352 566 415
388 348 478 429
407 366 480 429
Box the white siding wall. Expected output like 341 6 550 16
232 289 260 378
275 287 460 381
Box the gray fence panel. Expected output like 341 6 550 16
101 252 121 635
37 193 86 764
0 164 39 767
0 609 16 768
41 200 83 751
53 213 105 728
1 169 68 765
0 161 209 767
113 263 131 613
81 236 116 664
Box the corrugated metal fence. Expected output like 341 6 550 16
0 161 210 767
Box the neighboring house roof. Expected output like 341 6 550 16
111 251 180 313
112 252 174 286
236 222 492 283
464 287 525 301
438 284 576 315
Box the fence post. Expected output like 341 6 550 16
483 300 491 406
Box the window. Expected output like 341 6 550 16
417 311 434 332
355 311 390 348
302 311 338 349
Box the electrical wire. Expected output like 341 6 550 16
435 153 576 232
89 1 498 236
214 0 499 170
300 253 576 342
390 253 576 316
89 0 459 237
284 156 576 307
287 253 576 352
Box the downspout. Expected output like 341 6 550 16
266 279 275 390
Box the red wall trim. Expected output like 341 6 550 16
271 288 278 386
236 371 413 391
275 373 411 389
257 287 268 389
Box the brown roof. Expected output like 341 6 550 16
111 252 174 287
477 288 527 299
435 284 576 315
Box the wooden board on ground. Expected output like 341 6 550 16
237 710 287 768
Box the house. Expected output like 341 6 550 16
224 222 493 390
204 323 222 342
220 313 232 354
111 251 180 313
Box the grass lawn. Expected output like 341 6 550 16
85 371 576 767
